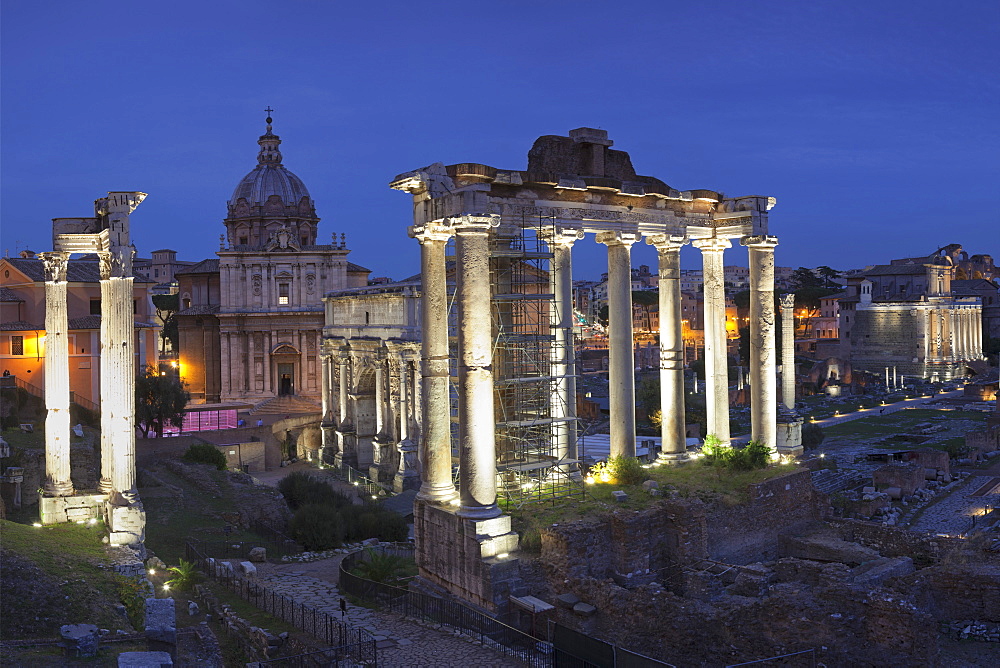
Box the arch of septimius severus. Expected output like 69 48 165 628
37 192 146 549
388 128 788 609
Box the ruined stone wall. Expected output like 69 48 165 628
900 564 1000 623
966 424 1000 454
829 518 967 564
850 307 926 375
540 499 709 585
706 469 827 564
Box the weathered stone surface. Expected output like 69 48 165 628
146 556 166 571
641 480 659 492
240 561 257 577
144 598 176 645
611 490 628 502
852 556 915 586
248 547 267 562
572 602 597 617
60 623 99 657
118 651 173 667
778 534 879 566
555 593 580 609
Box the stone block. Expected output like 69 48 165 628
572 602 597 617
555 592 580 609
118 651 173 667
612 490 628 502
146 556 166 571
248 547 267 562
468 515 512 538
39 493 106 525
107 503 146 546
239 561 257 577
779 534 880 566
852 557 915 586
144 598 176 646
60 623 99 657
641 480 659 492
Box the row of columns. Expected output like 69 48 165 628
39 248 140 503
411 215 782 519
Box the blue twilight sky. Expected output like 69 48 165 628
2 0 998 281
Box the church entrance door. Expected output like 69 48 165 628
278 363 294 396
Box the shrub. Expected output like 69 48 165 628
802 423 825 449
116 576 147 631
608 455 646 485
277 472 353 510
743 439 773 469
165 559 203 591
701 434 730 466
339 505 408 543
182 443 226 470
351 549 411 584
290 504 345 551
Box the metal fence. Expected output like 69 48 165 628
339 547 552 667
185 541 376 666
318 453 388 499
255 643 377 667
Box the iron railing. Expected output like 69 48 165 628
340 546 552 667
1 375 100 414
185 541 376 665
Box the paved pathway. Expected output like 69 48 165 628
909 456 1000 536
256 559 527 667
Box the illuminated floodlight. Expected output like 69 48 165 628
371 495 377 500
149 569 156 575
819 453 826 459
496 552 509 559
163 584 170 591
32 522 42 528
353 481 359 486
584 475 596 485
88 518 98 525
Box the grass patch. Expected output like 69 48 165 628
0 519 133 636
509 463 801 552
201 581 298 635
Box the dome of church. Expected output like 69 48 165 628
228 116 313 207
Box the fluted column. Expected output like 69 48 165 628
541 228 584 476
692 238 732 444
780 294 796 410
973 307 983 358
597 231 640 458
394 356 420 492
410 222 458 504
101 249 139 502
40 252 74 497
743 235 779 447
647 235 688 463
453 214 502 518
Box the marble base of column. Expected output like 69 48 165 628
393 437 421 493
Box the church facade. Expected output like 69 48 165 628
177 115 369 406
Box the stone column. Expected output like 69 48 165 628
973 307 983 358
780 294 796 410
743 235 779 447
319 352 335 464
409 223 458 504
39 252 74 497
542 228 584 476
692 238 732 444
647 235 688 463
394 356 420 492
101 248 139 502
597 231 640 458
453 214 501 519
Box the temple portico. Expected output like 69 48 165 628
390 128 781 610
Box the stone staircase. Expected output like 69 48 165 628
810 468 868 495
249 395 322 416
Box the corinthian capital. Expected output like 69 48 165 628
97 248 135 279
780 294 796 311
38 252 69 282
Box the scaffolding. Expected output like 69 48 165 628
445 216 585 508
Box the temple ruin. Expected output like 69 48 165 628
383 128 789 608
38 192 147 549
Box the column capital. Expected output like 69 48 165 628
538 227 585 248
740 234 779 249
448 213 501 233
645 234 688 251
780 293 796 310
408 222 453 243
97 248 134 279
38 252 70 282
691 237 732 253
595 230 640 247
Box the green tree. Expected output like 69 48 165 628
632 290 658 330
136 365 190 437
636 376 660 422
790 267 824 290
815 266 841 288
151 294 180 354
352 549 412 585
